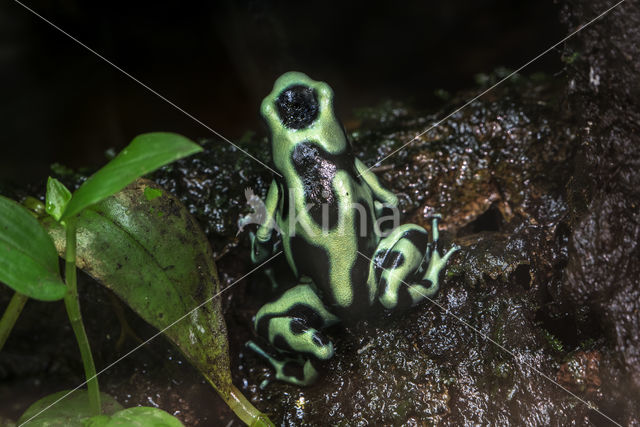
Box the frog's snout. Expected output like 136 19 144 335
275 84 319 130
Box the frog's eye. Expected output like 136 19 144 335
275 84 319 130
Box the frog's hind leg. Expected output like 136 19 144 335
247 282 339 386
373 217 458 310
372 224 430 310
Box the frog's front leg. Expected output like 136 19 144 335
247 282 339 386
248 180 280 264
370 216 459 310
355 158 398 215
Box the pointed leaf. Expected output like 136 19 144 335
45 176 72 221
18 390 183 427
17 390 122 426
61 132 202 220
44 179 232 396
0 195 66 301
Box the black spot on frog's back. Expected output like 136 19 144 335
291 141 358 229
276 85 319 130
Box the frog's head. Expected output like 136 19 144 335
261 72 349 173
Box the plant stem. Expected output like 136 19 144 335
63 217 101 415
227 384 274 427
207 379 274 426
0 291 29 352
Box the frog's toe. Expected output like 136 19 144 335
428 214 442 244
246 341 319 386
442 243 460 262
423 242 459 283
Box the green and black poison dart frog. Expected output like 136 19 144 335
244 71 459 386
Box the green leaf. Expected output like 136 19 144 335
42 180 273 425
86 407 184 426
44 179 232 395
17 390 182 427
45 177 72 221
61 133 202 220
17 390 123 426
0 195 66 301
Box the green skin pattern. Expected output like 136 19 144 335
245 72 459 386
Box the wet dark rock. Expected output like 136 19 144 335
559 0 640 397
237 283 602 425
351 76 574 236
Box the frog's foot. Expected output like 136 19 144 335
246 341 319 387
236 213 253 236
249 230 278 264
251 283 339 385
412 215 459 298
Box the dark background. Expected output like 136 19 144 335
0 0 564 187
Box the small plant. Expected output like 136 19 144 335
0 133 273 425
